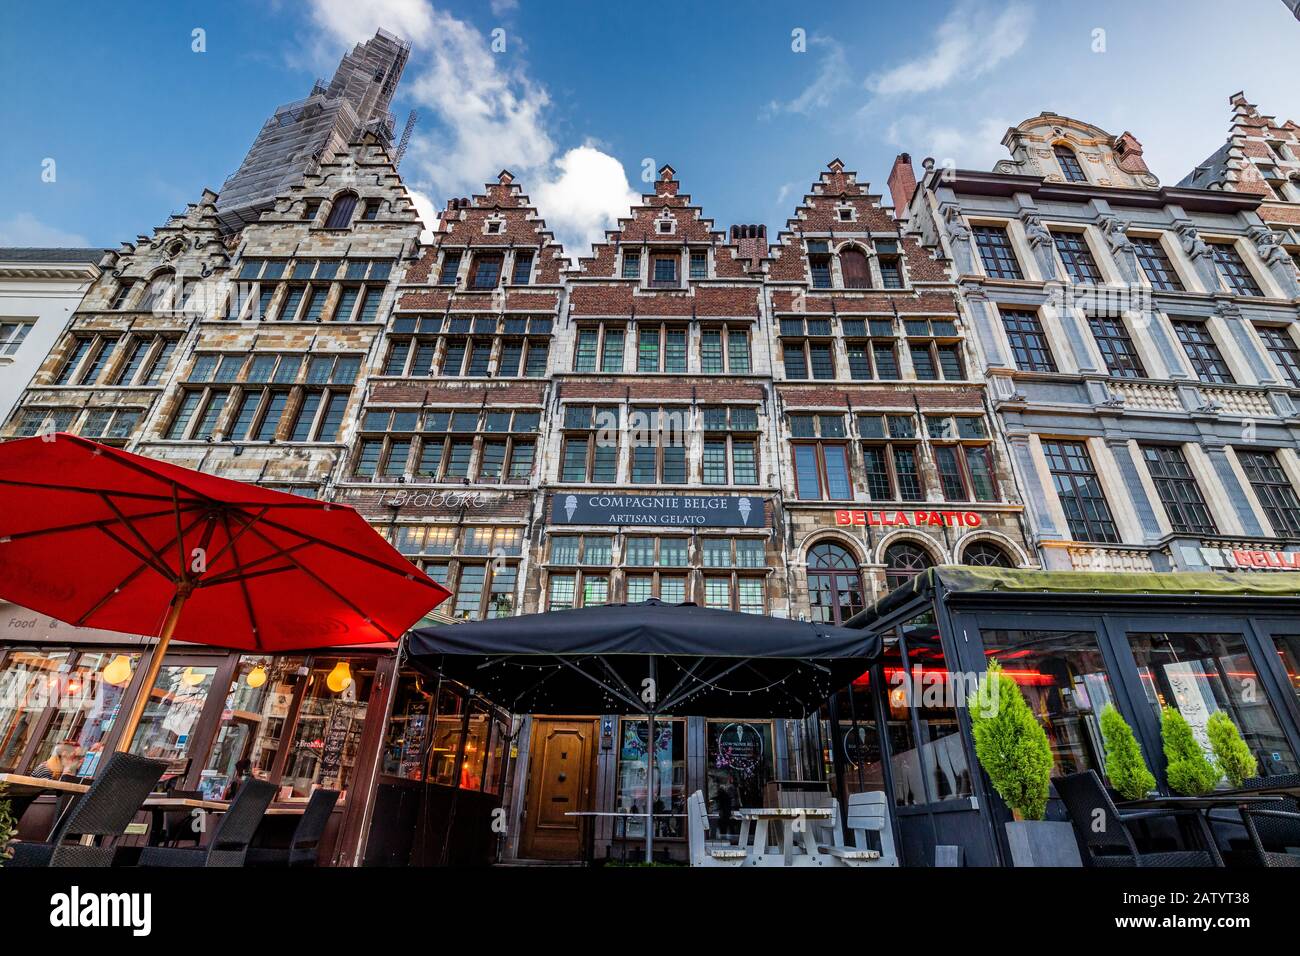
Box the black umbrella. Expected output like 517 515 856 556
407 599 880 862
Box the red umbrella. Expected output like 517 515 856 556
0 433 451 750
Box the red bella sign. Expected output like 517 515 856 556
834 509 982 528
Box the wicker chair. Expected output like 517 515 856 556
243 789 339 867
137 779 276 867
7 753 166 867
1055 770 1223 867
1229 776 1300 867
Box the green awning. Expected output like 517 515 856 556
847 566 1300 630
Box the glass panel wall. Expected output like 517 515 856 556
202 656 306 799
838 678 887 796
129 663 218 768
705 719 774 834
0 650 71 771
1130 632 1298 778
885 609 972 805
281 656 376 799
616 718 685 838
979 629 1114 778
32 651 140 777
1272 634 1299 710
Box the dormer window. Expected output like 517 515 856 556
656 217 675 236
470 252 503 289
485 219 504 235
807 241 832 289
876 240 904 289
1053 145 1087 183
651 255 678 287
837 207 854 222
324 192 359 229
438 252 462 286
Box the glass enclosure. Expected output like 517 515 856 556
281 657 376 799
616 718 685 838
129 662 218 768
1129 632 1298 777
979 629 1114 778
202 656 305 799
704 719 774 831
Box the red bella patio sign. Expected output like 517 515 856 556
834 509 983 528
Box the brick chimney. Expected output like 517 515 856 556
887 153 917 217
730 224 768 268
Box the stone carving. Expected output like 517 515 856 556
941 204 970 242
1021 213 1052 248
1098 216 1133 254
1175 221 1211 260
1248 225 1291 267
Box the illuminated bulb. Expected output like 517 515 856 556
326 660 353 693
246 664 268 689
103 654 133 687
181 666 205 687
889 686 908 709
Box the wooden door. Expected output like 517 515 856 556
520 718 596 860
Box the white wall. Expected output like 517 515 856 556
0 272 95 423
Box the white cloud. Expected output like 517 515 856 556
868 1 1032 96
489 0 519 17
533 146 639 255
0 213 89 247
761 37 849 119
406 188 439 244
305 0 636 260
885 116 1012 171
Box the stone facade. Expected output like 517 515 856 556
909 112 1300 573
770 161 1031 613
6 136 424 507
216 29 410 232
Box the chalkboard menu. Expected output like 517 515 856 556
319 711 351 779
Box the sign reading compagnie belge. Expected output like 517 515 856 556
550 493 765 527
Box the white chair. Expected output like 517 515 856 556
687 790 747 867
826 791 898 868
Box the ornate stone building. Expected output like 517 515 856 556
907 112 1300 573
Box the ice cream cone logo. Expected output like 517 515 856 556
564 494 578 521
738 497 752 525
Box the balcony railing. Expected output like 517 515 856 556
1064 545 1156 573
1107 381 1182 412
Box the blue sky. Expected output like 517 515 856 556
2 0 1299 257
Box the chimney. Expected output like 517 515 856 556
887 153 917 218
731 224 768 268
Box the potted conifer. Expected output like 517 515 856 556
968 659 1080 866
0 785 15 867
1161 708 1221 795
1206 712 1257 788
1100 704 1156 800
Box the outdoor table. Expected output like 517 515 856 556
140 795 231 846
1118 794 1285 811
0 772 90 799
734 807 835 867
564 811 685 865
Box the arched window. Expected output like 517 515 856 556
137 270 176 313
807 543 864 625
1053 145 1087 183
961 541 1013 568
324 192 359 229
839 248 871 289
883 541 933 592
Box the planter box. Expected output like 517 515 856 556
1005 820 1082 867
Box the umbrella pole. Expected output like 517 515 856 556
114 586 190 753
645 710 654 864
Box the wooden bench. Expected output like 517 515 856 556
687 790 746 867
825 791 898 868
